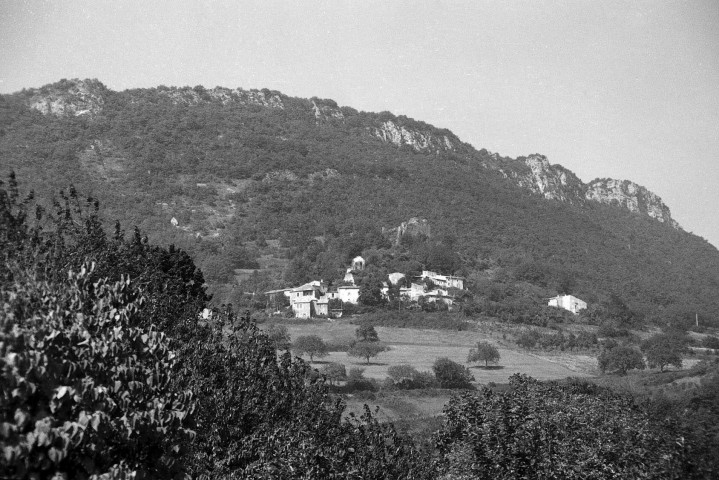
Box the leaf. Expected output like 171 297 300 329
90 414 101 431
57 386 68 398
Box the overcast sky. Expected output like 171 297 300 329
2 0 718 247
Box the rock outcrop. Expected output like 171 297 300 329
500 154 585 202
495 155 679 228
27 79 106 117
385 217 431 245
586 178 678 227
311 100 344 123
157 86 285 109
372 120 457 154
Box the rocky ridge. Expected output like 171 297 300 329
17 78 678 228
497 154 678 227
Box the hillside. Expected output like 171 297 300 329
1 78 718 327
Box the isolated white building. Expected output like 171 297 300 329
548 294 587 314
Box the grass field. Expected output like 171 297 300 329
277 319 593 383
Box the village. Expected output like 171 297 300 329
264 255 466 318
264 255 587 319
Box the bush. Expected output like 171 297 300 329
386 365 438 390
320 362 347 385
1 264 194 479
435 374 688 479
344 367 378 392
432 358 474 389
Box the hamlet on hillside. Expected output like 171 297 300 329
265 256 465 318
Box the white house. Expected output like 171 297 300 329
420 270 465 290
338 285 360 304
548 294 587 314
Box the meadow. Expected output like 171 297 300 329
278 319 593 382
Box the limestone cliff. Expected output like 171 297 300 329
499 154 585 202
586 178 678 227
372 119 462 154
495 155 678 228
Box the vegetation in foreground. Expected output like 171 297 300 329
3 177 719 478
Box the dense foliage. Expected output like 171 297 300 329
0 177 435 479
435 375 688 479
1 265 194 479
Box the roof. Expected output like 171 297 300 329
265 288 291 295
291 283 321 292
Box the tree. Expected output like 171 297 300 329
641 333 686 372
432 357 474 389
356 324 380 342
266 323 291 350
598 345 646 375
348 341 389 364
434 375 687 479
292 335 329 362
467 341 501 367
358 275 385 306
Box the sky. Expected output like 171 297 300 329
1 0 718 247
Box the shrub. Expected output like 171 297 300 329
386 365 437 390
1 264 194 479
344 367 378 392
435 375 688 478
432 358 474 389
320 362 347 385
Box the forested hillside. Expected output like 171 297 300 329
2 78 718 327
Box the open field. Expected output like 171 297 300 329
276 319 594 383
